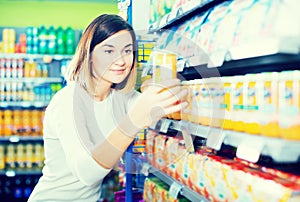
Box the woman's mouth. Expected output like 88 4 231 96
110 69 126 75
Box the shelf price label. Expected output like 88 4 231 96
169 181 182 199
206 128 225 150
160 119 172 133
236 139 264 163
141 163 151 176
180 121 195 153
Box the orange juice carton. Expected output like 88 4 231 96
143 177 156 202
180 80 191 121
154 134 168 170
199 78 213 126
278 70 300 140
243 73 260 134
208 77 223 128
165 137 180 178
146 130 158 166
257 72 280 137
231 75 245 132
188 79 202 124
220 76 233 130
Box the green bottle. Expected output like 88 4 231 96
48 26 57 55
65 27 75 55
38 25 48 54
56 26 65 55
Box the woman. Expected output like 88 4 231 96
28 14 187 201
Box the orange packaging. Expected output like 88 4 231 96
165 137 179 178
278 70 300 140
257 72 280 137
243 74 260 134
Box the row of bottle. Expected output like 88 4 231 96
175 70 300 140
0 175 40 201
1 26 77 55
0 58 50 78
0 143 44 170
0 108 45 136
0 82 62 102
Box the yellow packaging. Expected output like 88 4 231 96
257 72 280 137
152 50 177 83
278 70 300 140
189 79 202 124
231 75 245 132
0 145 5 169
244 74 260 134
208 77 223 128
220 76 232 130
180 80 190 121
199 78 212 126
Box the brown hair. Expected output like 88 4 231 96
66 14 137 94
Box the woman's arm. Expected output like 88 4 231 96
91 78 188 169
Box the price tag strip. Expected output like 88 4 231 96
206 128 225 151
236 139 264 163
160 119 172 133
180 121 195 153
169 181 183 199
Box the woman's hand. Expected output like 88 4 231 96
128 78 188 129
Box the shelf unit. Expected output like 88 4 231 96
142 164 209 202
140 0 300 201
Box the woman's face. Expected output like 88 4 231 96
91 30 134 85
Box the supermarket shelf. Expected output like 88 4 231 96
0 77 63 83
0 135 43 142
179 53 300 80
0 168 42 176
143 164 209 202
148 0 225 33
153 118 300 163
0 53 73 60
0 101 50 108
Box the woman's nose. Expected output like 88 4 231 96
114 54 126 66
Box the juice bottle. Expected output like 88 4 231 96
244 74 259 134
257 72 280 137
220 76 232 130
13 108 23 135
22 109 31 136
25 143 34 169
0 144 4 169
6 144 15 169
3 107 13 136
278 70 300 140
16 144 25 169
231 75 245 132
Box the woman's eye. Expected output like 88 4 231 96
124 49 132 54
104 50 113 54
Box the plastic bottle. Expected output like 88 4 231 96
38 25 48 54
47 25 57 54
65 27 75 55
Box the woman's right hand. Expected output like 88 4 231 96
128 78 188 129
